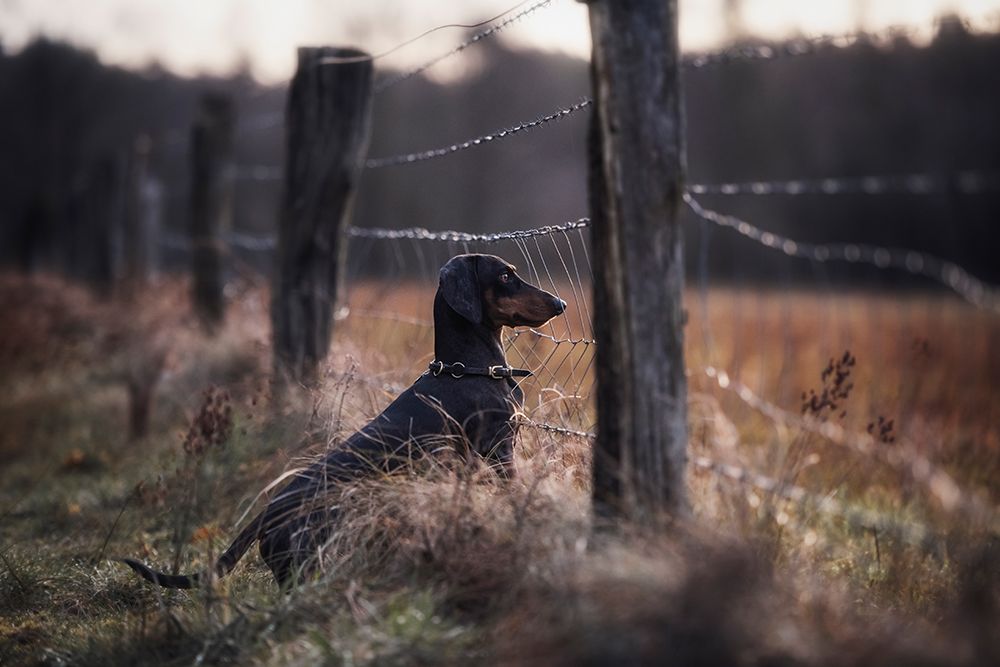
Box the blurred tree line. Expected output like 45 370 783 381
1 18 998 288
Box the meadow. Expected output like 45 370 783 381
0 272 997 666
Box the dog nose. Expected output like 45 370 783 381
554 298 567 314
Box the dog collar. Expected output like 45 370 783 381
427 360 533 380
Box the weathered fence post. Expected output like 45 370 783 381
190 93 235 331
271 47 373 384
585 0 689 521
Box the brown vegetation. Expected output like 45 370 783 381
0 273 997 665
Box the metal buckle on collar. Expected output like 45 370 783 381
449 362 466 378
430 360 444 377
488 365 508 379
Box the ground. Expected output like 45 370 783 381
0 273 997 666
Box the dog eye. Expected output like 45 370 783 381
499 272 510 283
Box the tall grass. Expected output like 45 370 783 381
0 273 996 666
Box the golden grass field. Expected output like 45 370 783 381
0 273 997 665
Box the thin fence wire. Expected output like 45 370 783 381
688 170 1000 196
684 23 923 69
364 98 591 168
347 218 590 242
695 366 992 524
683 192 1000 312
371 0 556 94
689 455 939 548
520 419 939 547
316 0 548 67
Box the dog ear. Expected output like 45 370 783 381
439 255 482 324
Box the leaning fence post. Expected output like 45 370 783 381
271 47 373 384
190 93 235 331
585 0 689 521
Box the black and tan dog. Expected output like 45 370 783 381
121 254 566 588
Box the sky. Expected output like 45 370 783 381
1 0 999 84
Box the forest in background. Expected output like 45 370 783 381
1 18 999 286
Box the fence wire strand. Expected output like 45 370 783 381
317 0 549 66
683 193 1000 312
688 170 1000 196
684 23 922 68
372 0 556 94
364 98 591 168
696 365 999 529
347 218 590 242
519 419 940 547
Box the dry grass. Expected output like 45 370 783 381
0 273 997 666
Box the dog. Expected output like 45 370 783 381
121 253 566 588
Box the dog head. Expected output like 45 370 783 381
438 254 566 328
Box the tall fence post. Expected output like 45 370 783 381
272 47 373 384
190 93 235 331
585 0 689 521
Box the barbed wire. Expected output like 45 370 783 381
695 365 1000 532
688 170 1000 196
234 95 592 176
347 218 590 243
372 0 556 94
684 23 921 69
316 0 549 67
364 98 591 168
156 219 593 253
519 419 593 440
689 455 937 548
683 193 1000 313
509 328 596 346
521 419 939 546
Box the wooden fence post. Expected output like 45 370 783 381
271 47 373 384
190 93 235 331
585 0 689 521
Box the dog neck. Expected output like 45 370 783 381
432 292 506 367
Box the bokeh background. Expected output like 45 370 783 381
2 0 999 287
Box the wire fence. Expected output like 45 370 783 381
683 23 924 68
683 193 1000 311
687 171 1000 196
363 98 591 168
368 0 556 94
144 7 1000 550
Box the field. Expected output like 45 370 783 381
0 272 998 666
